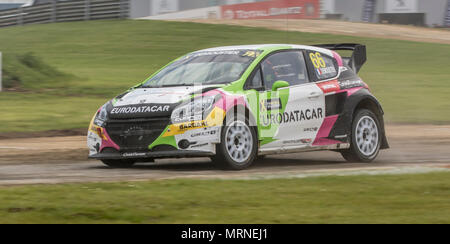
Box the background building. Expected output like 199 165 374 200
0 0 30 10
322 0 449 27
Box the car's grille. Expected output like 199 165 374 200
105 118 170 151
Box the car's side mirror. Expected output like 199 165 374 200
272 80 290 91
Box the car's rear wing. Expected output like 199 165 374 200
314 43 367 73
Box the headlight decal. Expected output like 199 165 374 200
170 94 221 124
93 102 111 127
164 106 226 137
166 90 251 137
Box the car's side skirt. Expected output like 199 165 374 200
258 143 350 156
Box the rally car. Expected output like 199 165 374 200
88 44 389 170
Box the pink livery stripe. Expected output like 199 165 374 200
313 115 341 146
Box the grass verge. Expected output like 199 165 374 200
0 172 449 224
2 52 73 89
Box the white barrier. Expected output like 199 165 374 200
139 6 221 20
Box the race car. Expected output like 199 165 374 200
88 44 389 170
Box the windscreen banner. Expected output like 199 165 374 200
221 0 319 20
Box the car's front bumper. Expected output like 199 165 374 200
88 149 215 160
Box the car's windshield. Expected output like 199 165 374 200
142 50 260 87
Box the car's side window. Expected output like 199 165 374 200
261 51 309 90
306 51 338 81
248 66 263 89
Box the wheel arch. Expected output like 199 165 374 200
224 104 259 139
329 89 389 149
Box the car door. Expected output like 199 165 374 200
304 49 342 146
252 50 326 151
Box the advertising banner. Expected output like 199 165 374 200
385 0 418 13
221 0 320 20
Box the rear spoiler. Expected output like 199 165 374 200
314 43 367 73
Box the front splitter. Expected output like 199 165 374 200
89 150 215 160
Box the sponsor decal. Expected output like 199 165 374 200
179 121 209 130
111 105 170 115
282 138 312 145
317 80 340 93
221 0 319 20
260 98 282 112
123 152 147 157
190 51 240 58
190 143 209 148
339 79 364 90
242 50 262 58
304 127 319 132
316 66 336 76
186 50 260 61
190 129 217 138
261 108 323 126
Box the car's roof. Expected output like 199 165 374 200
197 44 334 56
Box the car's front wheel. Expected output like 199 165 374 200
213 114 258 170
341 109 381 162
101 159 136 168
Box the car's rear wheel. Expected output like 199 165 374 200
341 109 381 162
101 159 136 168
213 114 258 170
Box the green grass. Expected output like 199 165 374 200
0 172 449 224
0 20 449 132
2 52 73 89
0 93 105 132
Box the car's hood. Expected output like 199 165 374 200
108 86 217 119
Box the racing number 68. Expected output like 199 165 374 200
310 52 326 69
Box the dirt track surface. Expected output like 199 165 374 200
177 19 450 44
0 125 450 185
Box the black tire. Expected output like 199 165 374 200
212 114 258 170
101 159 136 168
341 109 382 163
256 155 267 161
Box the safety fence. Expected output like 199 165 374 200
0 0 129 28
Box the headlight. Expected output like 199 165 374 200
171 95 220 123
93 103 109 127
